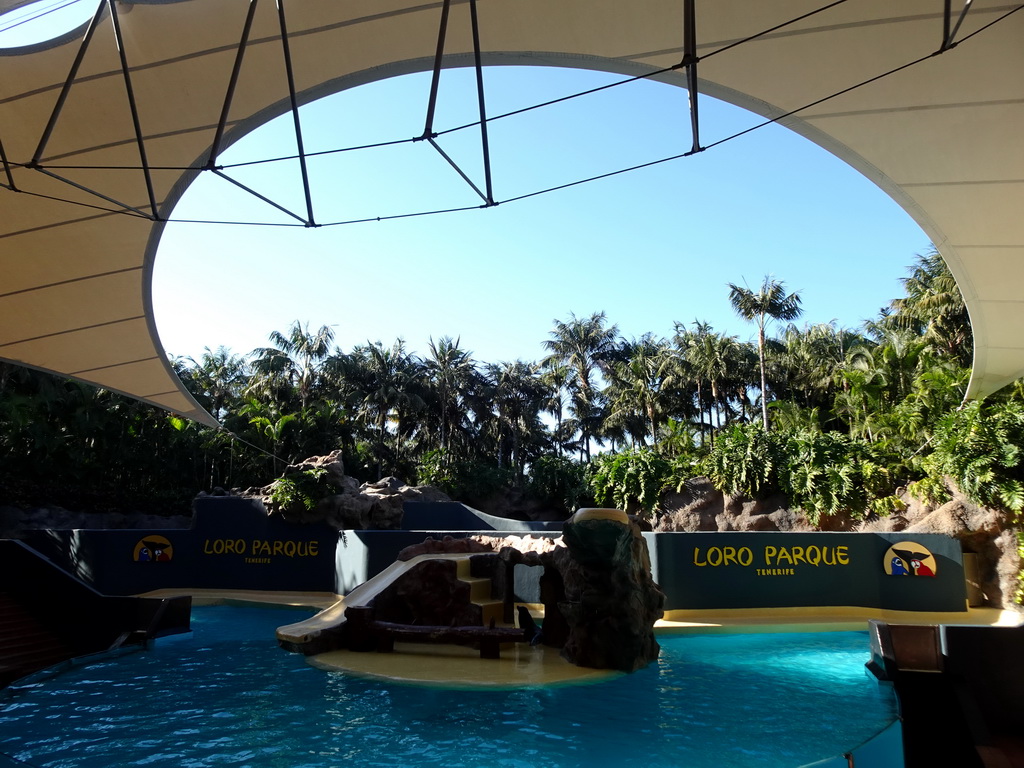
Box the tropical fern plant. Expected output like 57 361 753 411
268 467 332 517
589 449 673 517
915 400 1024 515
702 423 782 499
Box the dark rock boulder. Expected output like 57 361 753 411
556 509 665 672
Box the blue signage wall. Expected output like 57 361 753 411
26 497 340 595
23 500 967 614
646 531 966 612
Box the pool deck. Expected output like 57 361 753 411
140 589 1022 687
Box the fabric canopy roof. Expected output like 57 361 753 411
1 0 1022 427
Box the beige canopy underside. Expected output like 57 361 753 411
1 0 1022 427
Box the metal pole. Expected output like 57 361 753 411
684 0 701 154
468 0 493 205
107 0 159 219
0 135 17 190
276 0 316 226
421 0 452 139
208 0 261 168
31 0 107 165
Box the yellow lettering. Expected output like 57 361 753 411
737 547 753 566
723 547 738 566
776 547 793 565
693 548 707 566
764 546 777 565
791 546 806 565
823 547 837 565
273 541 284 556
706 547 722 567
203 539 214 554
806 546 822 566
308 541 319 557
284 541 297 558
837 546 849 565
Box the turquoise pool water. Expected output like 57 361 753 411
0 606 897 768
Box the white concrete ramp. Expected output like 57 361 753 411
275 554 482 648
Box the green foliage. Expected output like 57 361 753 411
528 454 592 515
702 423 781 498
589 449 672 516
913 400 1024 515
704 424 899 525
779 430 893 525
416 451 515 509
268 468 332 516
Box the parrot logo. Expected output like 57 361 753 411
889 556 911 576
884 543 937 577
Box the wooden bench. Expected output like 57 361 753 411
345 606 526 659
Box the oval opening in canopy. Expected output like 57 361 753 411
0 0 95 50
153 64 930 366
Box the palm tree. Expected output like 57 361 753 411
542 311 619 459
605 335 674 447
727 276 803 430
539 361 571 456
184 346 247 420
886 247 972 366
348 339 425 475
423 336 477 458
677 321 741 444
250 321 335 410
486 360 547 481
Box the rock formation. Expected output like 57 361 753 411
247 451 452 530
555 509 665 671
392 510 665 672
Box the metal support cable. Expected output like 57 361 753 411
0 187 150 224
275 0 316 227
10 0 1021 232
31 165 153 218
433 0 852 141
106 0 159 219
699 0 849 63
207 0 261 168
0 0 82 35
30 0 105 165
951 2 1020 46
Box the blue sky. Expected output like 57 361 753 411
1 4 932 366
152 66 931 366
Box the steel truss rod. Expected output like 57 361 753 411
107 0 159 219
31 0 106 165
211 169 308 225
276 0 316 227
0 135 17 190
31 165 153 218
421 0 452 139
942 0 974 50
427 137 489 203
208 0 260 168
468 0 494 205
418 0 494 205
683 0 701 154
